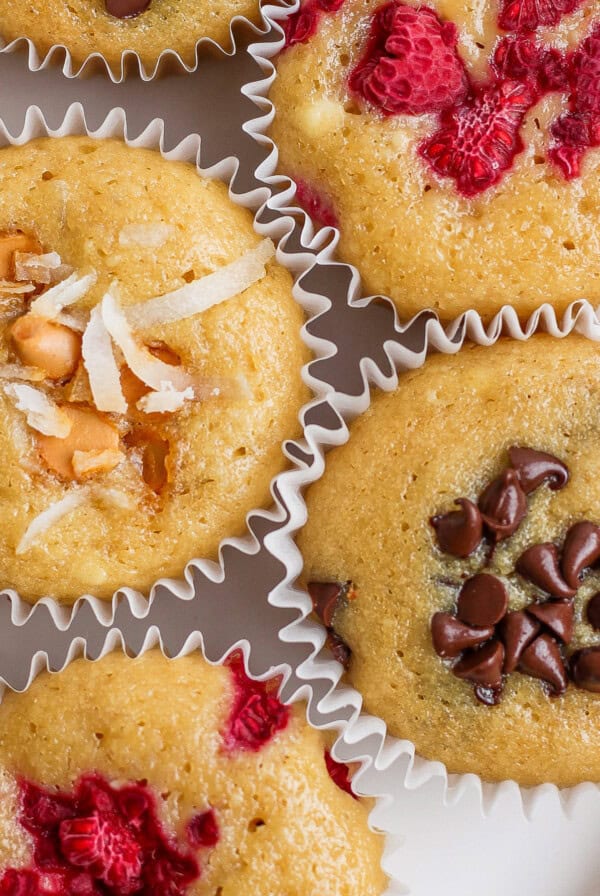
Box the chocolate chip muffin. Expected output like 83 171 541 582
0 650 386 895
0 136 309 603
270 0 600 321
0 0 261 72
299 334 600 787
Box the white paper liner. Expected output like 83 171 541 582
0 102 335 616
0 0 296 83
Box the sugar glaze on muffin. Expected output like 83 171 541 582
0 651 386 895
271 0 600 321
0 137 309 603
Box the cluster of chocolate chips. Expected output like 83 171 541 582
431 447 600 703
307 580 355 668
105 0 151 19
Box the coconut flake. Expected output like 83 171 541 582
126 239 275 330
4 383 72 437
29 271 97 320
55 310 87 332
101 291 193 392
16 490 89 555
0 364 45 382
72 448 123 479
82 305 127 414
0 280 35 295
94 487 136 510
137 384 194 414
119 223 175 249
14 251 72 285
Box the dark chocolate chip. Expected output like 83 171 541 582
456 573 508 627
308 581 347 628
430 498 483 558
479 469 527 540
516 543 576 598
431 612 495 659
497 610 540 673
474 684 503 706
561 521 600 590
570 647 600 693
508 446 569 494
453 639 505 689
586 592 600 631
518 634 567 695
326 630 351 669
527 599 574 644
105 0 151 18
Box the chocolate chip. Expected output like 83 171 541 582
519 634 567 695
561 521 600 590
527 599 574 643
474 684 503 706
326 630 351 669
479 468 527 540
430 498 483 558
453 639 504 689
586 592 600 631
497 610 540 673
516 543 576 598
105 0 151 18
570 647 600 693
431 612 494 659
456 574 508 627
508 446 569 494
308 581 347 628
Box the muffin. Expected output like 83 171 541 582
0 0 261 73
0 649 386 895
298 334 600 787
270 0 600 321
0 136 309 603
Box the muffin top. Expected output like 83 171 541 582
0 136 309 603
0 649 386 895
271 0 600 322
299 335 600 787
0 0 261 71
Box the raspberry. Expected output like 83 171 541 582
223 654 290 752
282 0 346 49
59 814 143 893
549 24 600 178
0 870 39 896
295 179 339 228
498 0 584 32
420 79 536 196
186 809 220 850
324 751 358 799
349 2 469 116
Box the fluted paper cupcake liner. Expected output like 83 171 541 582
0 0 295 82
0 101 336 617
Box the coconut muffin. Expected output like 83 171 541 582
271 0 600 321
0 136 309 603
299 335 600 787
0 0 261 72
0 650 386 895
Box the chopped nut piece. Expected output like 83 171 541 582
37 406 120 481
14 251 73 285
0 231 42 281
72 448 123 479
124 427 170 493
10 315 82 381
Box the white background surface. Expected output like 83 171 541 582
0 21 599 896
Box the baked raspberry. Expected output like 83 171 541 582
492 35 567 92
59 814 143 893
498 0 584 33
550 24 600 178
186 809 220 850
420 79 535 196
223 655 290 752
349 2 469 116
282 0 346 48
295 180 339 229
324 751 358 799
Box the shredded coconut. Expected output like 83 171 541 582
0 364 45 382
137 383 194 414
4 383 72 437
14 251 72 285
119 223 175 249
0 280 35 295
16 490 89 555
29 271 97 320
82 305 127 414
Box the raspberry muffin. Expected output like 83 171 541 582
0 136 309 603
0 0 261 73
271 0 600 321
0 650 386 895
299 335 600 787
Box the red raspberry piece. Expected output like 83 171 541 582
282 0 346 49
0 870 40 895
349 2 469 116
59 814 143 893
223 655 290 752
186 809 220 849
498 0 584 32
420 78 536 196
492 34 568 92
324 751 358 799
295 179 339 228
